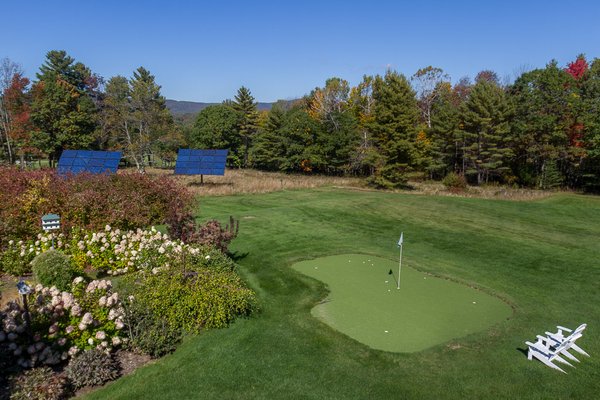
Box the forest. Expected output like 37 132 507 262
1 50 599 191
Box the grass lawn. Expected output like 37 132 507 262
85 188 600 399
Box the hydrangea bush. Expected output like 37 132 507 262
1 226 236 276
0 278 126 368
0 233 63 276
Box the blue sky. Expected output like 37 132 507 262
2 0 599 102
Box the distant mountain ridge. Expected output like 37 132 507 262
166 99 275 115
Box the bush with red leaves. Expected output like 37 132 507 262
0 168 195 248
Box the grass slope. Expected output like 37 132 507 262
85 188 600 399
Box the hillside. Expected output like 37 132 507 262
166 99 276 115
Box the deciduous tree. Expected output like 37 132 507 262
189 104 241 167
0 58 24 163
411 66 449 128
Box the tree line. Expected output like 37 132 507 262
0 51 179 171
2 50 600 191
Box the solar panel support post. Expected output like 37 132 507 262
201 174 204 185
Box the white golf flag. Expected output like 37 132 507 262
397 232 403 247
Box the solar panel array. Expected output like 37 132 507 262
57 150 122 175
174 149 228 175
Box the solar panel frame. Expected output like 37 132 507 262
174 149 228 176
57 150 122 175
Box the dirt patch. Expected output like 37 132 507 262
116 350 153 376
0 275 21 309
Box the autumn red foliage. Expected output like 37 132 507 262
565 56 589 79
0 168 195 247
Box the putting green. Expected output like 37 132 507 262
293 254 512 352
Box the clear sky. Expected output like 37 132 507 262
2 0 600 102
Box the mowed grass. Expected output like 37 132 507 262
293 254 512 352
85 188 600 399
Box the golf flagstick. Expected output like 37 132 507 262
397 233 403 289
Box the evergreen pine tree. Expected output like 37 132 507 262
460 80 513 184
129 67 173 170
232 86 258 168
429 82 464 178
31 50 98 165
368 70 419 188
251 105 285 170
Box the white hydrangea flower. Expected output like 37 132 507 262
81 312 93 325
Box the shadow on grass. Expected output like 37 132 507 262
229 251 249 262
516 347 528 356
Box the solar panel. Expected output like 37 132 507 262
57 150 122 175
174 149 228 175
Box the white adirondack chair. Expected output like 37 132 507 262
545 324 589 358
526 335 574 373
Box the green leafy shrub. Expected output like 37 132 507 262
121 260 256 357
122 300 181 358
442 172 467 193
132 267 256 333
65 349 120 389
8 367 69 400
31 250 78 291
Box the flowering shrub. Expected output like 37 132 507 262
0 167 195 249
0 226 234 278
0 234 59 276
68 226 192 275
0 278 126 368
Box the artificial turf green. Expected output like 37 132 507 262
293 254 512 352
84 188 600 400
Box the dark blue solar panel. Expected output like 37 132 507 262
57 150 122 175
174 149 228 176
